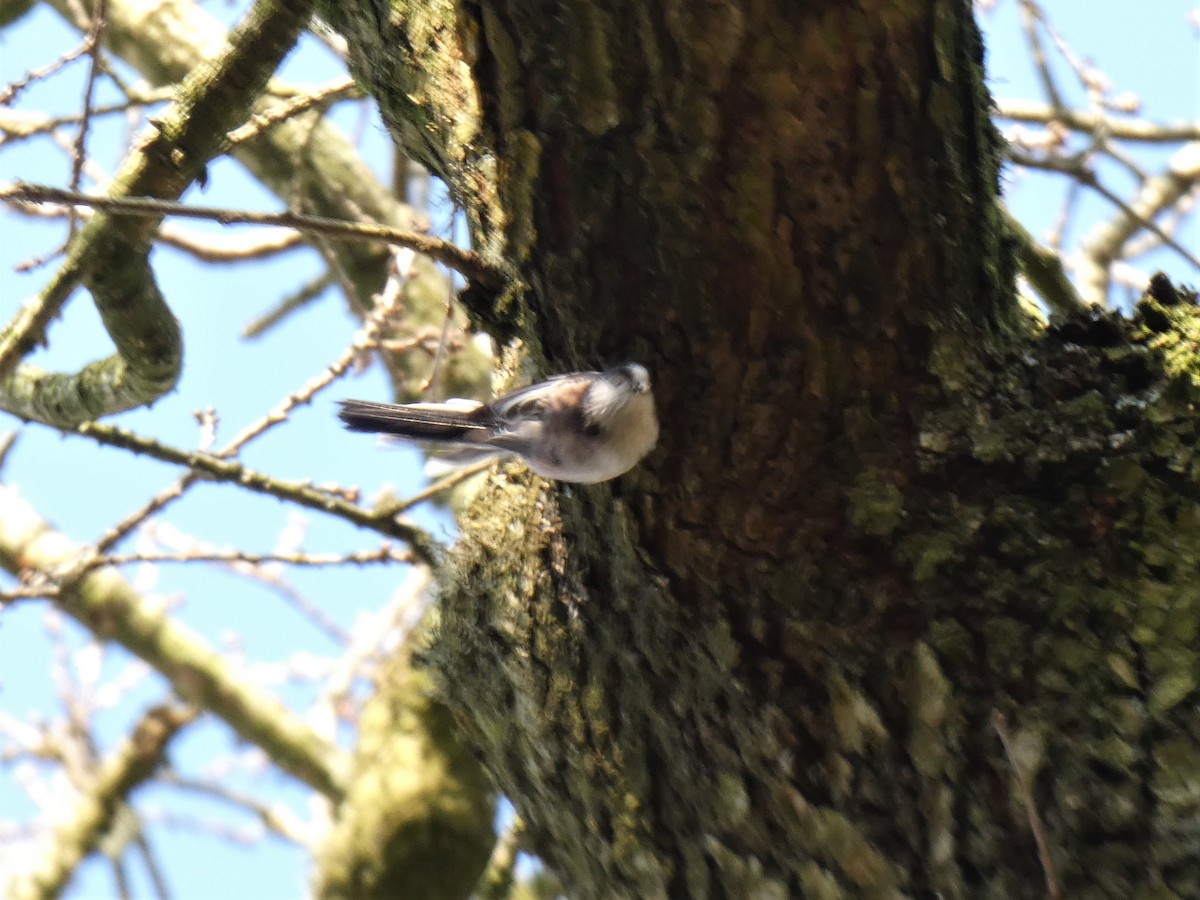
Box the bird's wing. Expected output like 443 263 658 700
486 372 597 421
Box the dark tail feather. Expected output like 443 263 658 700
337 399 490 443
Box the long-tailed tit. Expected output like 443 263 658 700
338 363 659 483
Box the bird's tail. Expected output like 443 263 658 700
337 399 490 444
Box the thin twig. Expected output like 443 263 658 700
158 223 308 261
242 272 335 339
992 710 1062 900
1046 180 1079 252
1019 0 1064 113
72 422 441 565
313 566 434 731
126 517 359 646
95 546 410 569
0 430 17 472
222 252 410 454
0 35 95 106
95 474 193 556
475 817 526 900
378 457 498 517
421 282 456 395
1 182 506 288
157 771 312 845
91 260 409 555
0 585 61 605
132 831 171 900
1081 165 1200 273
8 196 310 261
69 0 111 239
996 99 1200 143
13 238 69 274
225 77 362 148
1006 148 1200 272
111 855 133 900
1125 191 1197 259
0 90 175 145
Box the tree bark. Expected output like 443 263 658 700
325 0 1200 896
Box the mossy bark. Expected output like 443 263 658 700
326 0 1200 896
314 648 497 899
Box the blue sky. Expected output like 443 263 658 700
0 2 1196 897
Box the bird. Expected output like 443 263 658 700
338 363 659 483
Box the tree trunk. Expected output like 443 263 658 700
323 0 1200 896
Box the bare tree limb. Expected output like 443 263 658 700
0 0 321 423
996 98 1200 143
1003 207 1087 316
0 484 351 798
1 182 505 289
68 421 441 564
5 704 195 900
1076 142 1200 306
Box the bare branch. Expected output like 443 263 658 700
225 76 363 148
156 771 313 846
81 257 417 564
0 182 507 289
378 457 498 517
69 422 441 563
5 704 195 900
95 545 410 570
68 0 110 240
0 30 95 106
0 88 176 145
992 711 1062 900
1007 144 1200 306
242 272 334 339
1075 142 1200 305
997 99 1200 143
0 485 351 797
1003 208 1086 317
0 0 322 420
